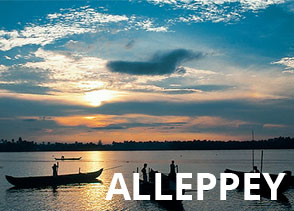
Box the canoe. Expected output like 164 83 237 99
224 168 291 197
54 157 82 161
5 168 103 188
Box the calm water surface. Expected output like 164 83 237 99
0 150 293 210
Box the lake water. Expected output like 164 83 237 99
0 150 293 210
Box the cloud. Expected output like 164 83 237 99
0 6 129 51
107 49 203 75
0 6 170 51
23 48 107 81
272 57 294 73
148 0 286 23
125 39 135 49
0 97 87 118
1 97 294 141
92 124 126 130
0 83 52 95
1 65 50 83
136 19 168 32
0 64 8 72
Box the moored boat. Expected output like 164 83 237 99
5 168 103 188
224 168 291 197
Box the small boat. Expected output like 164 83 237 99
224 168 291 197
5 168 103 188
139 169 183 210
54 157 82 161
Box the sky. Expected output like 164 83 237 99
0 0 294 143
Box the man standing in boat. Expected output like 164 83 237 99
52 162 59 177
141 163 148 183
169 160 177 181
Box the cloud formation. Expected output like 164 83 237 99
0 6 129 51
272 57 294 73
0 83 52 95
0 6 168 51
148 0 286 23
107 49 203 75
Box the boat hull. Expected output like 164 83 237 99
5 168 103 188
224 169 290 197
139 170 183 209
54 157 82 161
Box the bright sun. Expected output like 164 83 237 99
84 90 116 106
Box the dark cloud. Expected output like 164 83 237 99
92 124 126 130
0 97 87 117
106 49 203 75
2 97 294 126
94 99 294 126
1 66 50 83
0 83 52 95
91 122 186 131
125 39 135 49
23 118 38 122
1 97 294 138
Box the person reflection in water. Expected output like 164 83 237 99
250 166 260 173
141 163 148 183
169 160 177 180
52 163 59 177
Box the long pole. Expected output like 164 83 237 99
260 150 264 173
252 149 254 168
252 130 255 169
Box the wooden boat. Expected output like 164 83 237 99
139 169 183 210
54 157 82 161
224 168 291 197
5 168 103 188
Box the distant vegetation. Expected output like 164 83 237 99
0 136 294 152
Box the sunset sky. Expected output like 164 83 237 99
0 0 294 143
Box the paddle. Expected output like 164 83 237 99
104 165 123 171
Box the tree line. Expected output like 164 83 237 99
0 136 294 152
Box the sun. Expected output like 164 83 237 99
84 90 116 106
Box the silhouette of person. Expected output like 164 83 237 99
141 163 148 183
61 155 64 160
52 163 59 177
250 166 260 173
169 160 177 180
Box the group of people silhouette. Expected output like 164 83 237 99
52 160 259 178
141 160 178 183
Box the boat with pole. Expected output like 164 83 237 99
5 168 103 188
54 156 82 161
224 131 292 198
